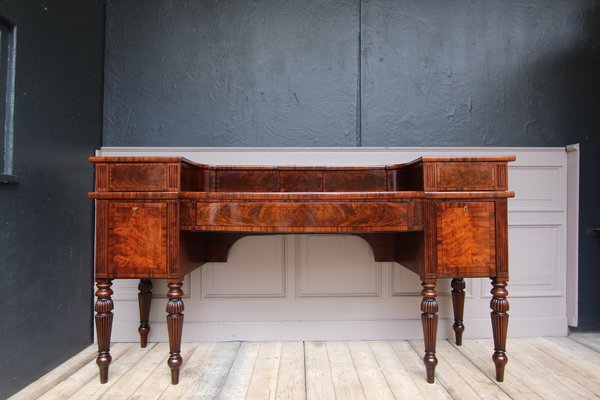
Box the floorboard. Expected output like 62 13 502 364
36 343 134 400
9 344 97 400
411 339 510 400
218 342 260 399
245 342 282 400
10 333 600 400
304 342 336 400
274 341 305 400
569 332 600 353
160 342 217 399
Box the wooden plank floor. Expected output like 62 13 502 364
10 334 600 399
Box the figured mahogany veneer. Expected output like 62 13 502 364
89 155 515 386
107 202 168 275
435 201 496 277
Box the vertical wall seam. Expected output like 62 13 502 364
356 0 362 147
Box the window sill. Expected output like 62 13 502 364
0 173 17 183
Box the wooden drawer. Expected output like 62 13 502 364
95 162 180 192
106 202 168 276
435 201 496 277
194 201 410 232
423 162 508 191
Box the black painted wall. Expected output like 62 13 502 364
0 0 104 397
104 0 361 146
104 0 600 148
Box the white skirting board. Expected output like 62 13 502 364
95 146 576 341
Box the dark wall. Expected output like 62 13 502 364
103 0 599 328
0 0 105 397
104 0 360 146
361 0 593 147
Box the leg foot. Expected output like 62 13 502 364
166 281 184 385
421 279 438 384
490 278 509 382
95 279 114 384
138 279 152 348
451 278 465 346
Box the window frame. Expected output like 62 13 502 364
0 14 16 183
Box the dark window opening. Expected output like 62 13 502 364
0 16 16 183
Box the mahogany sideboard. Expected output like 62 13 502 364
89 155 515 385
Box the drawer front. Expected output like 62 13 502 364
423 162 508 191
195 201 410 232
106 202 168 275
435 201 496 277
109 163 168 191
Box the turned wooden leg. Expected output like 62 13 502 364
451 278 465 346
421 279 438 384
138 279 152 348
166 281 184 385
95 279 114 384
490 278 509 382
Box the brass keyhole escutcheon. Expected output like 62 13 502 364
132 206 139 212
464 205 469 212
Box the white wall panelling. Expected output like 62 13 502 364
297 235 381 297
566 144 580 327
98 147 574 341
202 236 286 298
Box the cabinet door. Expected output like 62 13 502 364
106 202 168 276
435 201 496 277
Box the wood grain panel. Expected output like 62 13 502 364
436 201 496 277
395 231 426 278
107 202 167 275
423 202 437 278
167 202 179 275
279 171 323 192
96 164 109 192
109 163 168 191
181 164 205 191
216 170 279 192
496 163 508 190
407 201 423 230
167 164 180 191
196 202 409 232
323 170 387 192
180 201 196 227
495 200 509 278
95 201 108 275
435 163 496 191
424 164 437 191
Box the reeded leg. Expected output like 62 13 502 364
95 279 114 384
490 278 509 382
451 278 465 346
138 279 152 348
166 281 184 385
421 279 438 384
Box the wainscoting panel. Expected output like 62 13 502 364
98 147 573 341
202 236 286 298
297 235 381 297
